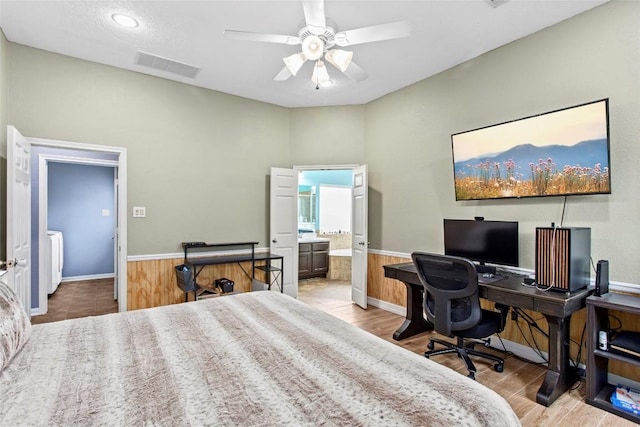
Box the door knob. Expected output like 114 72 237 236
358 241 365 246
272 239 278 243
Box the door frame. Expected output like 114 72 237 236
37 154 119 315
28 136 128 313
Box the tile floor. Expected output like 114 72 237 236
298 277 351 302
31 278 119 325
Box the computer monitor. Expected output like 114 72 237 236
443 219 519 270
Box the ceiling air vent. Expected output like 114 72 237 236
135 51 200 78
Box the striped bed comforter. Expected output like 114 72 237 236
0 291 520 426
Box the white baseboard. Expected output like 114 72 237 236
61 273 115 282
367 296 405 316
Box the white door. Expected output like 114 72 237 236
351 165 368 309
6 126 31 315
270 167 298 297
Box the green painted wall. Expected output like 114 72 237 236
364 0 640 282
7 45 290 254
2 0 639 284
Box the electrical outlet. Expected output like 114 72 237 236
133 206 146 218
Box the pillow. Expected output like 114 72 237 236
0 281 32 371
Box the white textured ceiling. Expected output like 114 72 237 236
0 0 609 108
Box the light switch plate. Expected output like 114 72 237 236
133 206 146 218
102 209 110 217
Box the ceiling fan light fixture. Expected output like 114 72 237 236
283 53 306 76
312 60 331 86
301 35 325 61
325 49 353 72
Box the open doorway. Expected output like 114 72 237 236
31 149 120 318
27 136 127 316
6 127 127 318
296 168 353 302
270 164 367 306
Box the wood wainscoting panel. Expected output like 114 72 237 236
127 258 184 310
127 257 257 311
367 253 409 307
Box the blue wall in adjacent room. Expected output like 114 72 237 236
48 162 115 278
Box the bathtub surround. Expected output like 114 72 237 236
328 249 351 281
318 232 352 281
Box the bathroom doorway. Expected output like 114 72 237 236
296 168 353 300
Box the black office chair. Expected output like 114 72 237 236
411 252 508 380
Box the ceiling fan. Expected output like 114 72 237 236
223 0 411 88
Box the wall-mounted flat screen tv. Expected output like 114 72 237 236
451 98 611 201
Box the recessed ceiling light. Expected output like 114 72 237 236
112 13 139 28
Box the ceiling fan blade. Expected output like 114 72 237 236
343 61 368 82
335 21 411 47
223 30 300 45
273 66 293 81
302 0 326 35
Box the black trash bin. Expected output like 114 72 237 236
175 264 197 293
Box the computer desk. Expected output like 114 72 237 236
383 262 592 407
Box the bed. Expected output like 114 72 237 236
0 284 520 426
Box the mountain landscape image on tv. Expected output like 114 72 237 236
451 99 610 201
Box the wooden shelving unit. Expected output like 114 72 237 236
587 293 640 423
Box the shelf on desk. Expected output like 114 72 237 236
253 252 284 261
595 348 640 367
253 253 284 273
255 265 281 272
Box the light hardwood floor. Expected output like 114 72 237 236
298 278 634 427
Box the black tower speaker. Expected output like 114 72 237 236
535 227 591 292
595 260 609 296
